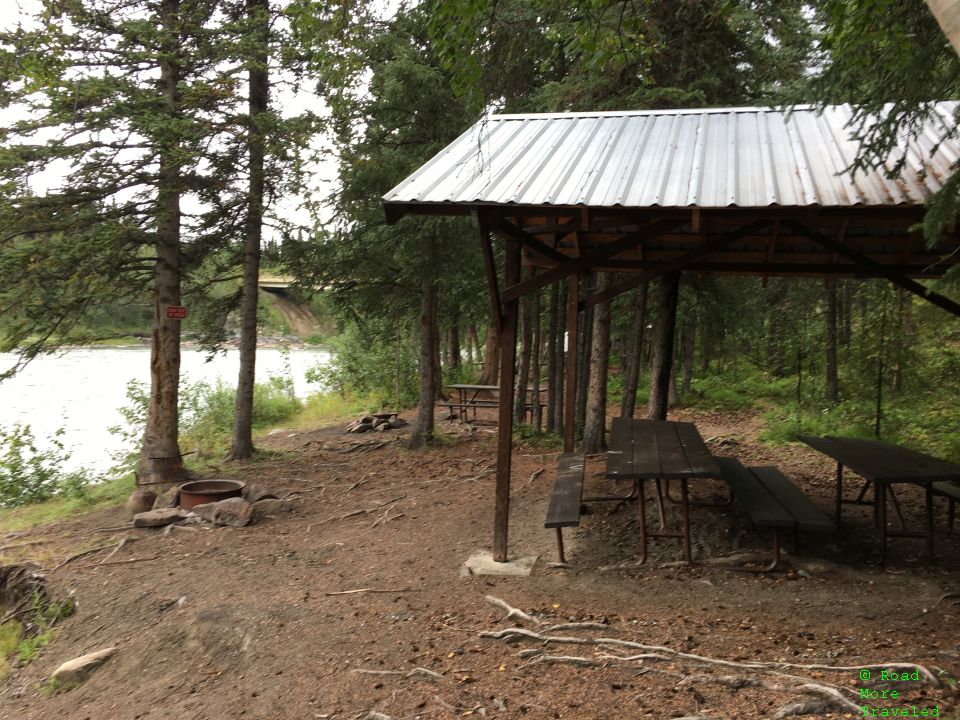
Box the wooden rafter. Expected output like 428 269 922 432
783 219 960 318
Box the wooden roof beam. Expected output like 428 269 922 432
783 219 960 319
581 219 774 309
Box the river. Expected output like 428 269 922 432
0 345 331 474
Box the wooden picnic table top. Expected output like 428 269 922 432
798 435 960 485
447 384 499 391
606 417 723 481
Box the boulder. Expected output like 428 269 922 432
133 508 190 528
152 485 180 509
125 489 156 518
192 497 253 528
250 498 298 524
242 483 277 503
51 647 117 686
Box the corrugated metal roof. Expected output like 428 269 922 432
383 103 960 210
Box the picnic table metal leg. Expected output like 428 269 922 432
878 483 888 566
555 528 566 564
655 479 667 530
681 478 691 563
637 480 648 565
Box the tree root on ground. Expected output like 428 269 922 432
481 595 945 717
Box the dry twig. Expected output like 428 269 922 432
324 587 414 596
50 543 116 572
485 595 546 626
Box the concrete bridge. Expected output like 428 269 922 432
256 275 319 337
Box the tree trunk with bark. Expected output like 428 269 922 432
478 319 499 385
464 326 476 365
448 323 461 371
825 281 839 404
230 0 269 460
515 274 534 425
582 272 612 453
575 276 594 440
647 273 681 420
926 0 960 57
620 283 648 418
410 236 439 449
681 313 696 396
531 286 543 433
138 0 189 486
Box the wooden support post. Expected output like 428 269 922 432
493 237 521 562
563 274 579 452
648 272 680 420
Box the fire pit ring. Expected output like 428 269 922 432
178 479 246 510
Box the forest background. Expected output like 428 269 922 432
1 0 959 514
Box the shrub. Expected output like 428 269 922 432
0 425 91 508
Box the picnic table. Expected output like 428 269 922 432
798 435 960 563
443 384 545 423
605 417 722 563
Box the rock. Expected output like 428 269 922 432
374 422 389 432
152 485 180 510
125 489 157 518
242 483 277 503
388 416 405 429
250 498 298 523
51 647 117 686
439 410 458 421
133 508 190 528
192 497 253 527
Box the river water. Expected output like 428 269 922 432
0 346 330 474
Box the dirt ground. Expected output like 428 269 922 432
1 407 958 720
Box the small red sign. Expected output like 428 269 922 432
166 305 188 319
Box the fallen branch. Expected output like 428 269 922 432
935 592 960 608
324 588 414 596
99 537 136 564
50 543 117 572
0 539 50 553
77 555 158 569
353 667 442 681
484 595 546 627
309 496 406 529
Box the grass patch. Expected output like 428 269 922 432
285 391 386 429
0 473 134 533
0 620 20 681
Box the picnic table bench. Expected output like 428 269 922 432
715 456 835 571
544 453 585 563
440 384 546 424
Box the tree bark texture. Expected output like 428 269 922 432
138 0 188 486
230 0 269 460
681 313 696 396
575 275 594 440
478 319 499 385
582 272 612 453
647 272 681 421
531 286 543 433
546 282 560 433
926 0 960 57
825 280 839 404
465 326 476 365
448 324 461 371
410 236 439 449
515 271 534 425
620 282 648 418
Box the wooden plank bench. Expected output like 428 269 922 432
933 481 960 532
716 456 835 571
544 453 585 563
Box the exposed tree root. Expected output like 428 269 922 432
479 596 945 718
50 542 117 572
353 667 442 681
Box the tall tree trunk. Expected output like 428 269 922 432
464 325 476 365
647 272 680 420
448 323 461 371
575 275 594 439
620 282 648 418
583 272 612 453
230 0 269 460
515 273 533 425
531 286 543 433
825 281 839 404
410 236 439 448
478 319 499 385
681 313 696 395
546 282 560 433
926 0 960 57
139 0 188 486
840 280 853 347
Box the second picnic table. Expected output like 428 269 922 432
798 435 960 563
605 417 722 563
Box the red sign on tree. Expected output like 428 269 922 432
166 305 188 319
